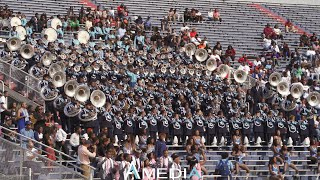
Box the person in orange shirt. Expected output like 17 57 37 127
198 41 206 49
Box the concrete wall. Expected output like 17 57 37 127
232 0 320 5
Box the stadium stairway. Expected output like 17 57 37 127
0 126 93 180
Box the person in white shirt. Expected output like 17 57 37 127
0 91 10 124
159 149 173 171
253 57 262 67
263 38 271 50
99 150 116 180
273 25 283 40
170 153 181 180
209 51 221 62
25 141 39 161
55 123 69 159
180 23 190 32
207 9 214 21
70 126 81 156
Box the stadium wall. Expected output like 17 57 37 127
233 0 320 5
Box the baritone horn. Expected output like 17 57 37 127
6 37 21 51
290 83 304 99
307 91 320 107
234 69 248 83
216 64 230 79
90 90 106 107
269 72 282 87
74 85 91 102
277 81 290 96
195 49 208 62
206 58 217 71
20 44 35 59
52 72 66 88
64 80 79 97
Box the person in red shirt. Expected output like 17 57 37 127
117 3 125 18
189 28 197 38
285 19 296 33
263 23 275 39
238 54 247 64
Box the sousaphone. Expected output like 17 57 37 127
10 17 21 27
234 69 248 83
6 37 21 51
51 18 62 30
277 81 290 96
52 71 66 88
206 57 217 71
40 86 58 101
195 49 208 62
269 72 282 87
15 26 27 40
48 63 62 78
74 85 91 102
185 43 196 56
90 90 106 108
20 44 35 59
78 30 90 44
290 83 304 99
64 80 79 97
307 91 320 107
216 64 230 79
42 28 58 42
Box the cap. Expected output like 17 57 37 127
26 121 32 125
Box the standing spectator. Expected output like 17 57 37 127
55 123 68 159
17 102 30 132
263 23 275 39
70 126 81 156
20 121 35 147
144 17 152 31
0 91 10 124
78 140 96 179
155 133 167 158
273 25 283 40
214 152 233 180
99 150 116 180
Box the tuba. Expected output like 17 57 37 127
6 37 21 51
78 30 90 44
90 90 106 108
195 49 208 62
185 43 196 56
64 80 79 97
40 86 58 101
42 28 58 42
307 91 320 107
234 69 247 83
74 85 91 102
290 83 304 99
216 64 230 79
281 96 297 111
64 101 81 117
52 71 66 88
206 57 217 71
20 44 35 59
277 81 290 96
269 72 282 87
28 65 44 79
78 108 97 122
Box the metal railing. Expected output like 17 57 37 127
0 58 44 106
0 125 96 180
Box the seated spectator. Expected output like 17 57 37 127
238 54 248 64
310 33 318 44
117 3 126 18
144 16 152 31
207 9 214 21
184 8 191 22
195 10 203 22
225 45 236 61
300 32 310 47
167 8 176 21
273 25 283 40
213 42 223 56
263 23 275 39
263 37 272 50
285 19 296 33
213 9 222 22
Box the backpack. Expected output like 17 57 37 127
217 160 230 176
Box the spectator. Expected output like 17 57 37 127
213 9 222 22
263 23 275 39
99 150 116 180
20 121 35 147
55 124 68 159
78 140 96 179
0 91 10 124
144 16 152 31
155 133 167 157
70 126 81 156
285 19 296 33
2 118 15 141
300 32 310 47
273 25 283 40
225 45 236 61
208 9 214 21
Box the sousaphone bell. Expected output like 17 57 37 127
234 69 248 83
64 80 79 97
206 58 217 71
48 63 62 78
195 49 208 62
269 72 282 87
307 91 320 107
52 71 66 88
185 43 196 56
216 64 230 79
290 83 304 99
277 81 290 96
20 44 35 59
74 85 91 102
90 90 106 107
6 37 21 51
